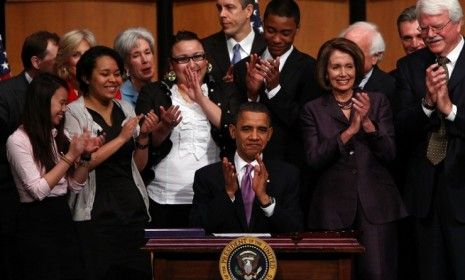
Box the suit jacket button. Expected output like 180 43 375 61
352 169 357 174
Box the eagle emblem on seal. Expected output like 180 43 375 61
234 250 263 279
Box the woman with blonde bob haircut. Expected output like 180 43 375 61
55 29 96 103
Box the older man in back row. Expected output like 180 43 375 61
396 0 465 279
340 21 396 105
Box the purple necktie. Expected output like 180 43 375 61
241 164 255 225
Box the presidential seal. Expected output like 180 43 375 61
219 236 277 280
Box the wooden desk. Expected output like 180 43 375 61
143 232 364 280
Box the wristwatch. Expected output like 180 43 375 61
135 141 149 150
422 98 435 110
260 196 275 208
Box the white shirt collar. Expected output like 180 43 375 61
227 29 256 61
233 151 264 182
24 71 33 83
262 45 294 72
359 67 374 89
444 36 464 75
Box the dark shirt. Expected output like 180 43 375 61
87 104 147 225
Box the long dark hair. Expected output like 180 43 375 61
23 73 70 171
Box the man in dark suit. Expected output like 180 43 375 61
233 0 320 168
190 102 302 234
340 21 396 106
0 30 59 280
396 0 465 279
202 0 266 83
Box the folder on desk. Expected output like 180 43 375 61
144 228 206 238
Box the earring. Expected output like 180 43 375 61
207 63 213 73
165 71 176 82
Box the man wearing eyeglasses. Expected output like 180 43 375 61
395 0 465 279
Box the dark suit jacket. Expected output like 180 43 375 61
202 30 266 83
301 92 407 229
233 47 321 167
189 159 303 234
0 72 28 191
364 65 396 108
396 45 465 222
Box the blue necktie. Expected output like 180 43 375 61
232 43 241 65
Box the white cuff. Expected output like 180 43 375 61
445 104 457 121
261 200 276 217
265 85 281 99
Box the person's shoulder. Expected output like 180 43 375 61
114 98 135 115
366 90 386 100
67 97 85 111
202 31 224 45
292 48 316 63
141 80 170 93
373 66 396 83
265 159 299 175
397 48 432 67
0 73 28 93
303 92 328 108
7 126 28 146
196 161 222 177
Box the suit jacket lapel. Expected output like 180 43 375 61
364 65 380 90
213 33 231 78
322 94 350 125
279 48 300 83
251 31 266 55
449 43 465 95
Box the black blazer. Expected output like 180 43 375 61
202 30 266 83
396 45 465 222
0 72 28 191
301 92 407 229
189 158 303 234
364 65 396 108
233 47 321 167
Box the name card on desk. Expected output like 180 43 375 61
144 228 205 238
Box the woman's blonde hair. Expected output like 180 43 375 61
54 29 96 80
